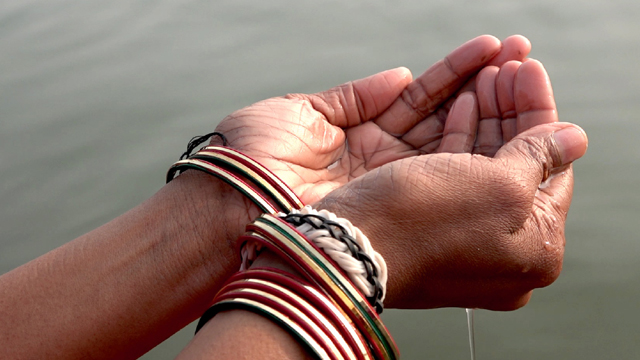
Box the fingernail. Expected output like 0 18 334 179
393 66 411 78
553 126 588 164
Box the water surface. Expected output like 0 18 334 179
1 1 637 358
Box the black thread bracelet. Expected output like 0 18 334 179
180 131 228 160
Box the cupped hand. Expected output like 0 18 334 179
215 35 531 204
317 121 587 310
314 60 585 311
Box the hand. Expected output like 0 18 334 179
315 60 586 311
317 122 587 310
215 35 531 204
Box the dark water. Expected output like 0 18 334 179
1 1 638 358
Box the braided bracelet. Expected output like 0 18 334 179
179 132 228 160
282 206 387 313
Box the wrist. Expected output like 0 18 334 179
311 191 407 308
152 168 263 310
249 250 303 276
168 170 263 257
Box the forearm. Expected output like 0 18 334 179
0 171 259 359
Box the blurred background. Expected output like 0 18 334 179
0 0 636 358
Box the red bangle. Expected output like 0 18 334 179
240 215 398 360
201 146 304 210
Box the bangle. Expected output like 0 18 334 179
240 215 398 360
169 138 306 269
211 297 332 359
192 148 296 213
201 146 304 210
166 158 278 214
168 137 304 215
236 268 372 360
197 268 373 360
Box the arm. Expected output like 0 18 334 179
175 59 588 359
175 120 589 359
0 171 260 359
0 34 531 359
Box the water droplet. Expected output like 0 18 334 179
544 240 556 252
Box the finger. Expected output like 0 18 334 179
436 92 479 153
426 36 529 153
456 34 531 94
487 35 531 66
473 66 502 156
515 60 558 134
496 61 521 142
374 35 502 136
495 122 588 189
290 67 413 128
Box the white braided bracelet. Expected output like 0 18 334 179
284 205 388 302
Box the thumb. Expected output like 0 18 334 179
288 67 413 128
495 122 588 183
495 122 588 240
494 123 587 289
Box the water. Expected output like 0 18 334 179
1 1 639 359
466 309 476 360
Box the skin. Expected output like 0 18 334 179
0 35 588 360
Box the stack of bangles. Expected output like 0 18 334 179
166 133 399 360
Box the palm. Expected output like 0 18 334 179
216 35 531 204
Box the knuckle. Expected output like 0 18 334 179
509 135 562 181
492 218 565 291
400 81 433 118
443 55 463 81
528 257 563 289
513 136 547 165
341 81 367 123
283 93 302 100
